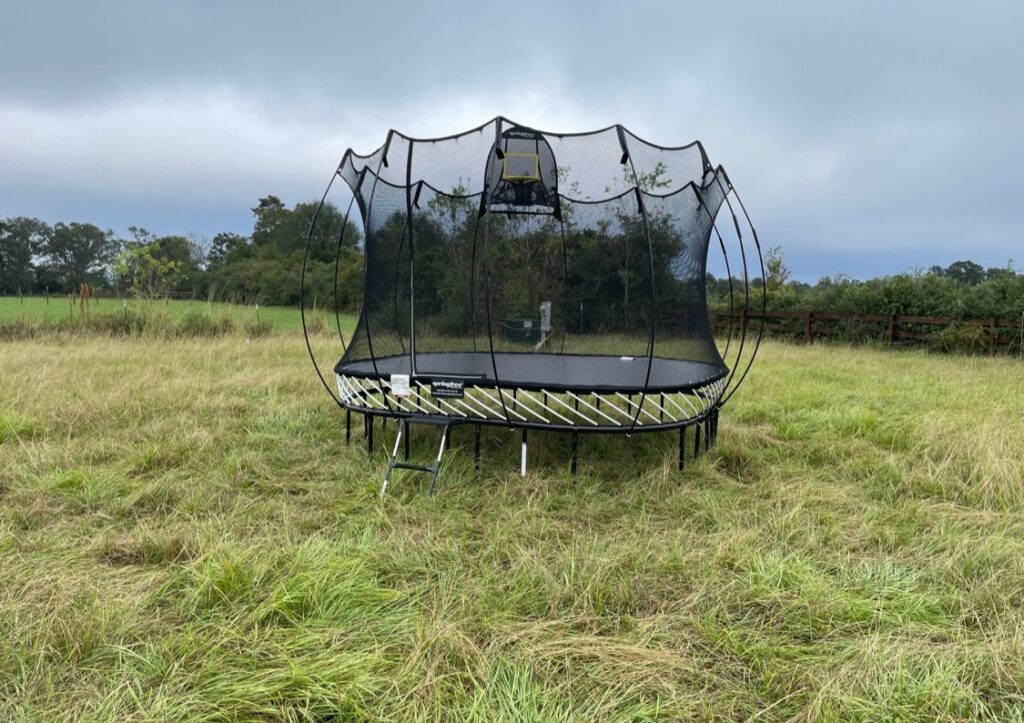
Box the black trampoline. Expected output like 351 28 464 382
336 353 727 395
302 117 765 492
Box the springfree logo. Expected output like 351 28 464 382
430 379 465 399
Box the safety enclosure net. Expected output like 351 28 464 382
303 117 764 433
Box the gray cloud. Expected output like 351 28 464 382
1 0 1021 279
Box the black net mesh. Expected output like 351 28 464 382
333 118 731 395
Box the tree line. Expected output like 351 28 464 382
2 199 1020 324
709 248 1024 322
0 196 361 307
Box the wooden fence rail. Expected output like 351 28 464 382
699 309 1024 355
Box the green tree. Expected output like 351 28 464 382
43 222 119 290
945 260 985 286
0 216 50 293
114 243 184 298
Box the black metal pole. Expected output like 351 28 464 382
404 422 410 461
571 431 579 476
693 423 701 460
678 426 685 472
345 408 351 445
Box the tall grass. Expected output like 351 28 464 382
0 298 346 341
0 338 1023 719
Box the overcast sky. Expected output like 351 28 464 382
1 1 1021 280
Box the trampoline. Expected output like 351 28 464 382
302 117 764 492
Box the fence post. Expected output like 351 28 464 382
805 311 813 344
989 317 997 356
887 315 896 346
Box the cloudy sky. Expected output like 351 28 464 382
1 1 1021 280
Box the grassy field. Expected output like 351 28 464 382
0 296 308 331
2 330 1024 720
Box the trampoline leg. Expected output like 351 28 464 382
404 422 410 461
428 427 447 497
345 409 351 446
520 428 528 477
678 426 685 472
367 415 374 455
704 417 712 453
694 423 701 460
474 424 481 473
445 427 451 450
571 431 578 476
659 393 664 422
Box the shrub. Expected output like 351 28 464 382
176 311 235 338
929 323 989 354
243 318 274 338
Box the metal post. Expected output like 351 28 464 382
570 431 578 476
474 424 481 472
367 415 374 454
345 408 351 445
404 421 410 461
704 416 712 453
694 423 701 460
678 426 685 472
428 427 447 497
520 428 528 477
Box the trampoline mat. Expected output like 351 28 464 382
335 352 727 394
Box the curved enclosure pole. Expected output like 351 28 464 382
710 173 753 405
469 219 482 353
696 192 736 360
617 127 658 433
481 119 512 426
404 143 417 375
354 132 396 413
719 185 766 406
559 219 570 354
390 215 410 356
480 213 512 425
302 168 344 406
331 189 358 353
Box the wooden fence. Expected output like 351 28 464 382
700 309 1024 355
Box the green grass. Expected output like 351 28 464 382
0 296 311 331
1 334 1023 720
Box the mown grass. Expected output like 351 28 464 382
1 335 1023 720
0 296 312 332
0 296 355 342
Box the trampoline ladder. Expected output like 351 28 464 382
380 417 451 498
